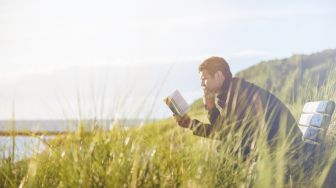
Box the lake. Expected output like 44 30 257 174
0 119 146 161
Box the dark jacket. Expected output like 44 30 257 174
190 77 302 155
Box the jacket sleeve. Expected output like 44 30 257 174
190 107 220 137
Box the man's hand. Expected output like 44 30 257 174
203 89 215 110
173 114 191 128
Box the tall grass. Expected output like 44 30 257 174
1 117 334 187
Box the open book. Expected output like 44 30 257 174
164 90 189 117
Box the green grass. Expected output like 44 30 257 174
1 98 336 187
0 106 335 187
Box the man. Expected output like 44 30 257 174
175 56 303 157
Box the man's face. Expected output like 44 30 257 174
199 70 223 93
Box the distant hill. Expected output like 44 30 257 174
189 49 336 117
236 49 336 104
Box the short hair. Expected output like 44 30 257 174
199 56 232 79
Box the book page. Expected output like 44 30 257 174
164 90 189 117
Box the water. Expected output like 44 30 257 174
0 136 47 161
0 119 145 161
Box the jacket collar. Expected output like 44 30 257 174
217 78 232 95
216 77 232 99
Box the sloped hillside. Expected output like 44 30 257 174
236 49 336 104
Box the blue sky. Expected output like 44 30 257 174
0 0 335 119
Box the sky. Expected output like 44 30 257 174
0 0 336 119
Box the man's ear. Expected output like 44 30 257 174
215 71 224 81
214 71 220 80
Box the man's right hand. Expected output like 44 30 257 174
173 114 191 128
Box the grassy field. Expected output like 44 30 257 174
0 99 335 187
0 89 336 187
1 96 336 187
